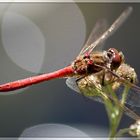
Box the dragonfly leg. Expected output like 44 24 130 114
101 70 106 86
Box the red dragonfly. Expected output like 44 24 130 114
0 7 140 116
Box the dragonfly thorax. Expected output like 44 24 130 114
72 52 107 75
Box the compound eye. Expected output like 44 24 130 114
107 48 122 69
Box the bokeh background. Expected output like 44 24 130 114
0 2 139 137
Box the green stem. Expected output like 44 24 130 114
106 85 130 138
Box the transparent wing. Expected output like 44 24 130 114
78 19 108 56
66 77 80 93
116 86 140 107
127 89 140 107
79 6 133 56
66 78 103 103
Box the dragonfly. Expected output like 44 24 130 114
0 6 140 120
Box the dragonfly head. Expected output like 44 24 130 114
106 48 124 70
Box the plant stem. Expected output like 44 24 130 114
105 85 130 138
